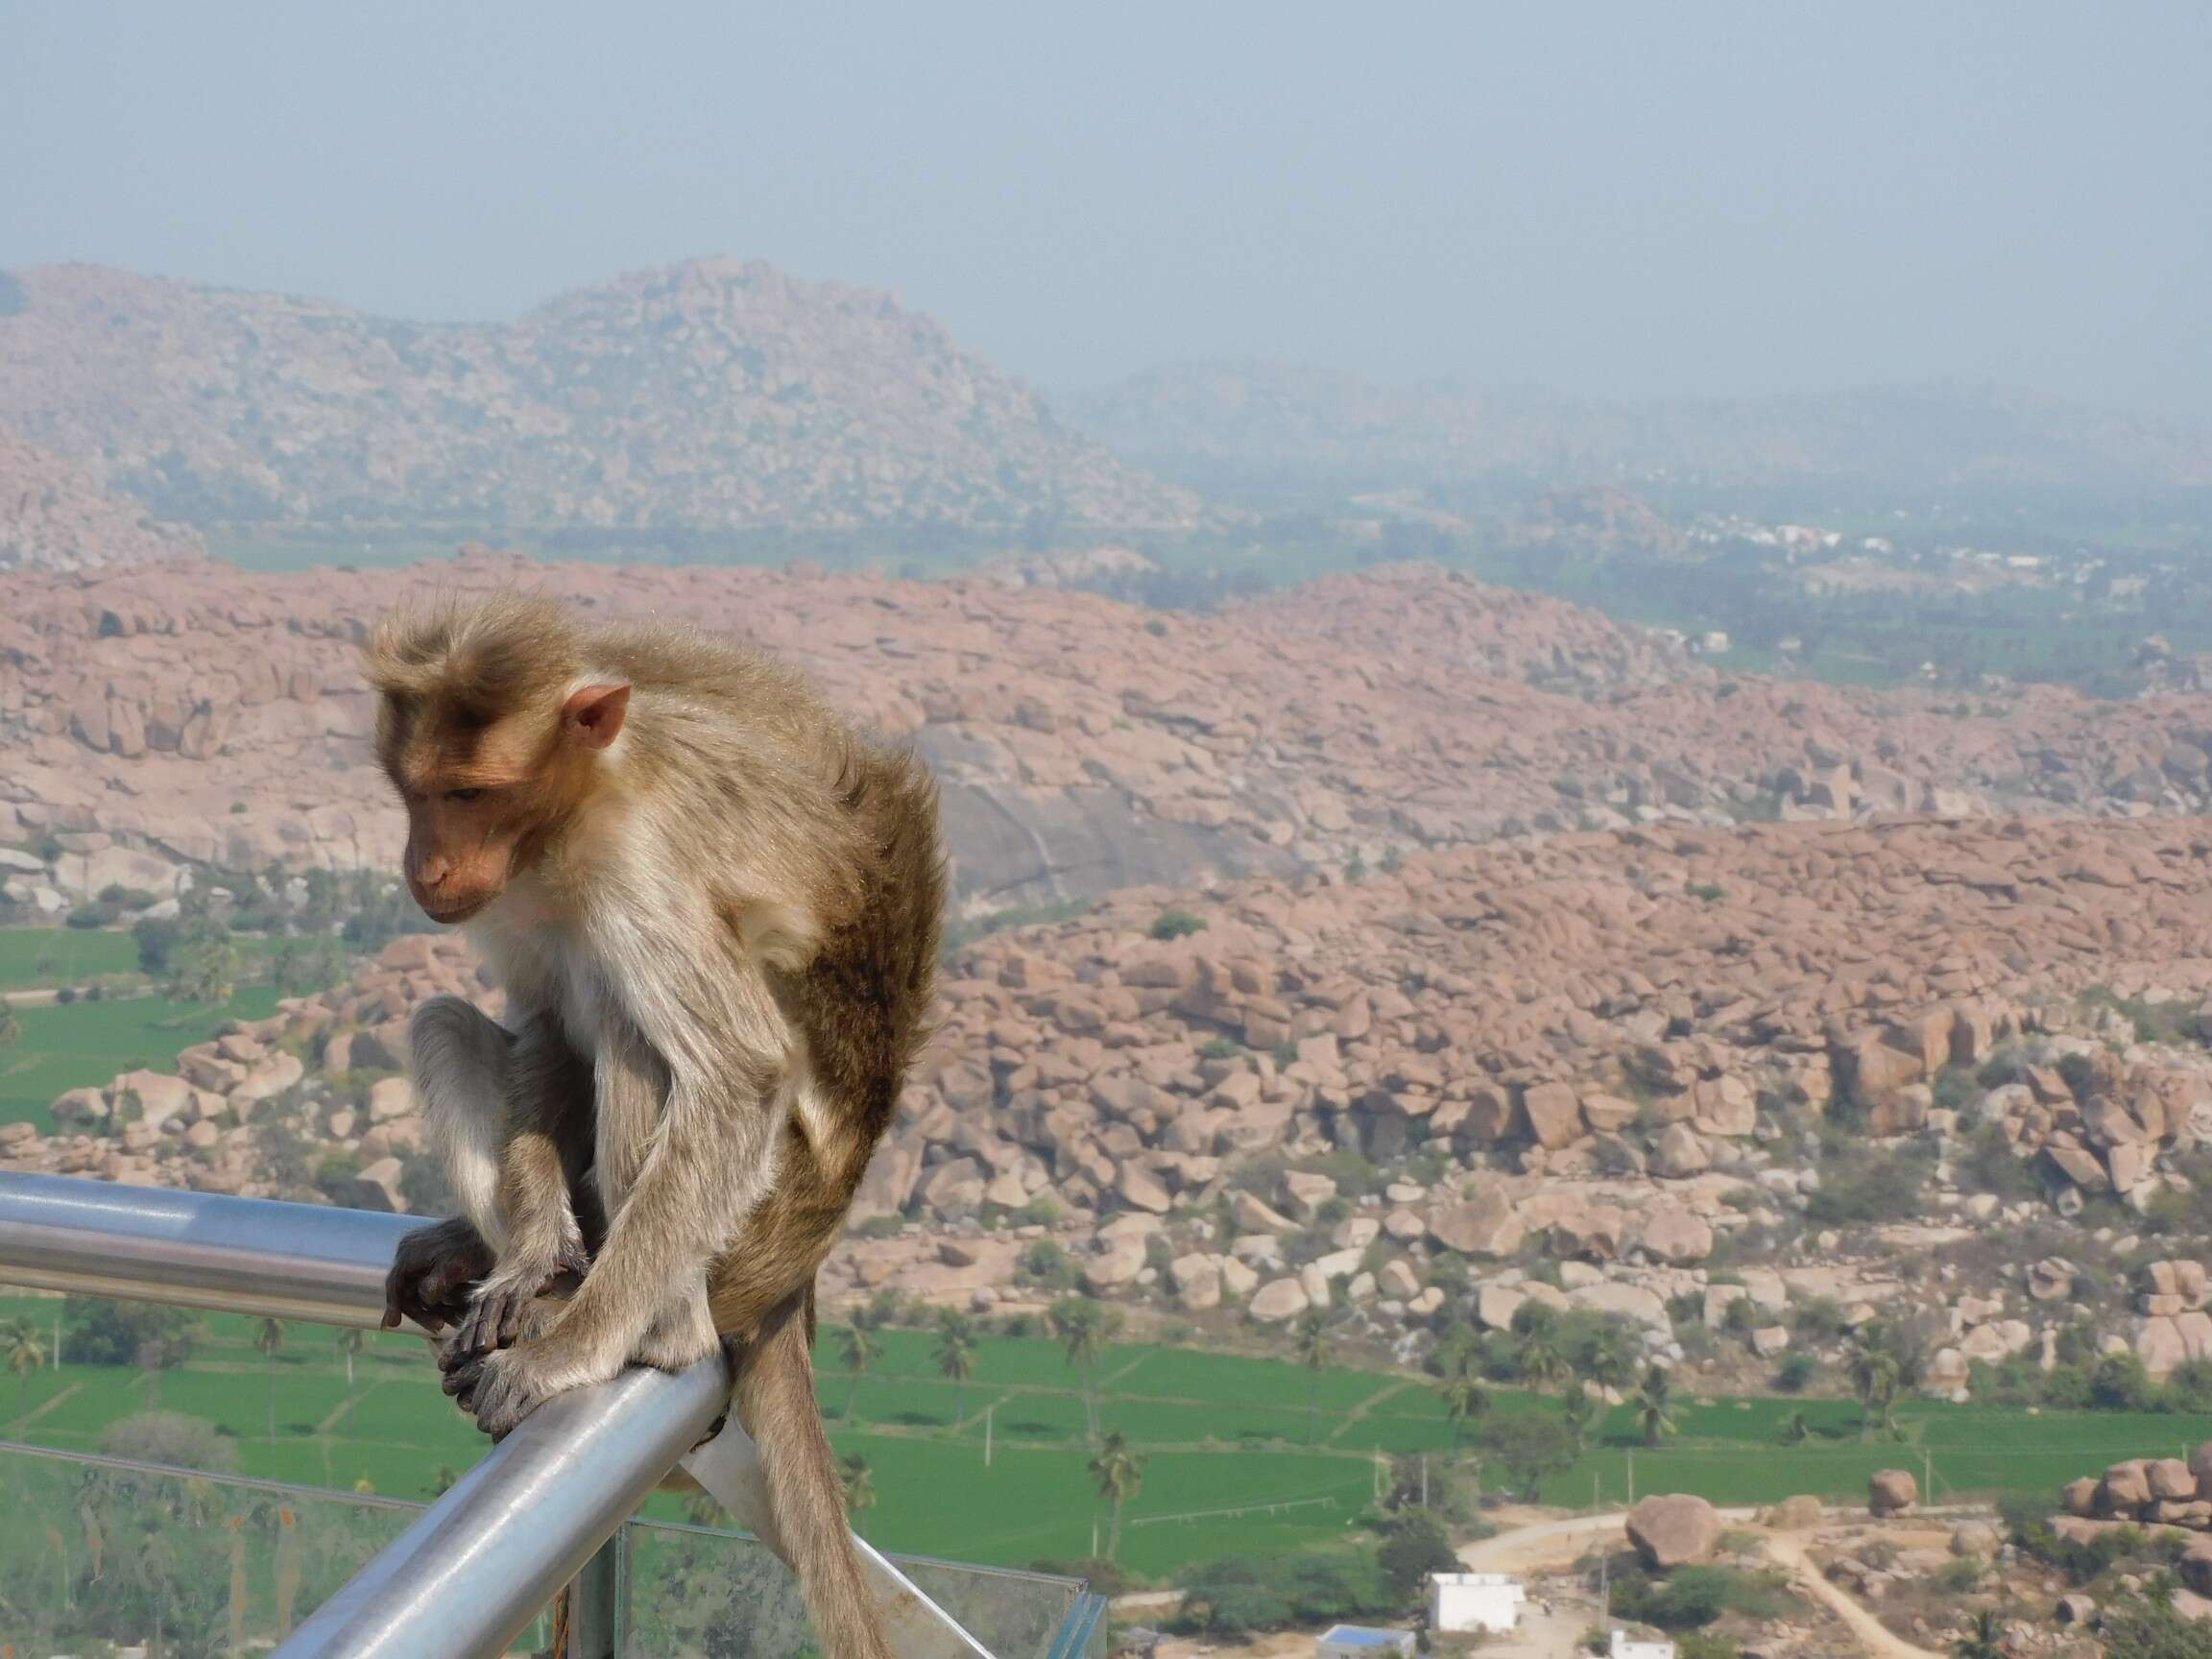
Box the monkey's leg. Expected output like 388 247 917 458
447 1014 599 1362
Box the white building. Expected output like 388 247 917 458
1610 1629 1676 1659
1315 1625 1415 1659
1427 1573 1527 1634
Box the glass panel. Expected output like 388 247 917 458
620 1518 1095 1659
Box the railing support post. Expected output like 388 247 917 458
565 1537 624 1659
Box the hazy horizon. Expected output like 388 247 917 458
4 1 2208 420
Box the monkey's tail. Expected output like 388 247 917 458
734 1287 895 1659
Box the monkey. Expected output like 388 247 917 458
365 593 944 1659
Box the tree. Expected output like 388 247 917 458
837 1318 878 1421
934 1310 977 1425
1516 1324 1567 1392
1560 1381 1600 1455
1377 1508 1456 1600
0 1004 21 1053
839 1454 878 1531
1050 1297 1120 1442
1951 1608 2008 1659
5 1315 47 1430
167 920 241 1007
1477 1413 1577 1503
1847 1332 1901 1441
1089 1430 1145 1560
1439 1361 1490 1443
1294 1309 1332 1444
1779 1409 1810 1446
1633 1363 1677 1448
335 1327 365 1391
253 1317 286 1440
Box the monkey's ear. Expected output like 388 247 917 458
562 684 631 750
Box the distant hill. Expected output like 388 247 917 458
0 260 1199 537
1064 360 2212 498
0 422 200 573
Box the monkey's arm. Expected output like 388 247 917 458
446 1015 601 1358
452 919 787 1436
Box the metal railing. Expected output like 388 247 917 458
0 1171 1029 1659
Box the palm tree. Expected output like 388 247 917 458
1847 1334 1901 1442
1516 1326 1567 1392
839 1454 878 1532
1633 1363 1676 1448
1951 1608 2006 1659
5 1316 48 1430
1439 1360 1490 1444
1049 1298 1119 1442
838 1318 878 1421
1294 1310 1332 1444
1560 1381 1599 1455
334 1327 365 1392
934 1310 977 1426
1088 1430 1145 1560
1577 1318 1641 1392
1779 1409 1810 1446
253 1317 286 1440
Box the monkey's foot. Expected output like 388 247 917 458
630 1297 718 1373
382 1216 495 1334
445 1253 587 1363
445 1334 619 1440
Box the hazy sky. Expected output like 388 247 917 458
5 2 2209 417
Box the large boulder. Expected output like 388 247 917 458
1431 1192 1527 1258
2101 1459 2152 1514
1636 1209 1715 1265
1626 1494 1722 1569
1248 1277 1310 1323
1869 1469 1918 1518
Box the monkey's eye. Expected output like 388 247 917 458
445 787 488 804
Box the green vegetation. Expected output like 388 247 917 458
7 1296 2212 1575
0 982 282 1130
1147 909 1207 941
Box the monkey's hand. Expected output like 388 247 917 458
382 1216 495 1334
443 1242 591 1363
445 1297 718 1440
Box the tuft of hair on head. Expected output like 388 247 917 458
363 593 582 716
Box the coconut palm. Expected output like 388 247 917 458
1439 1357 1490 1443
934 1310 977 1426
253 1317 286 1440
1049 1298 1119 1442
1633 1363 1676 1448
6 1316 48 1430
1847 1333 1901 1441
1560 1381 1599 1454
1516 1325 1568 1392
1089 1430 1145 1560
840 1454 878 1531
838 1318 878 1421
1950 1608 2006 1659
1294 1309 1333 1444
334 1327 365 1392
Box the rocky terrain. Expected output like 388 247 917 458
1067 360 2212 495
12 554 2212 917
0 422 201 572
16 813 2212 1404
0 260 1196 534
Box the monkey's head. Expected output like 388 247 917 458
364 597 630 926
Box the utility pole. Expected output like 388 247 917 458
984 1405 994 1469
1626 1450 1635 1506
1923 1447 1932 1502
1421 1454 1429 1510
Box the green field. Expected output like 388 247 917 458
0 987 283 1130
2 1297 2204 1578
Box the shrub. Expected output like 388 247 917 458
1772 1352 1818 1393
1805 1142 1934 1226
1377 1510 1457 1600
1171 1549 1393 1638
64 1297 199 1368
1148 909 1207 941
99 1409 239 1474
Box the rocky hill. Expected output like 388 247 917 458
1066 361 2212 495
15 814 2212 1401
0 422 201 572
0 260 1197 534
9 555 2212 918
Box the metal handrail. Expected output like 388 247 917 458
0 1172 1001 1659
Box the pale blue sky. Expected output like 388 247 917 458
4 2 2208 415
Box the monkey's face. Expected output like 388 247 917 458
398 786 527 923
379 682 632 925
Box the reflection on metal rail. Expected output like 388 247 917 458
0 1171 998 1659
